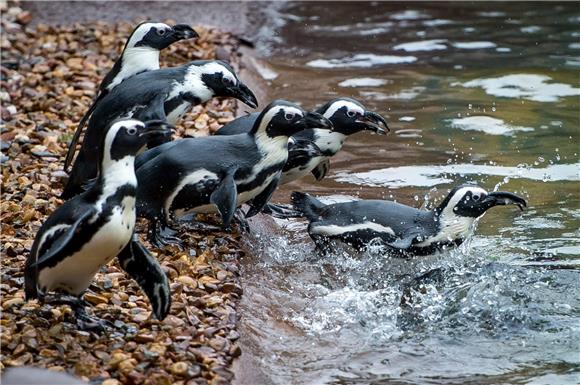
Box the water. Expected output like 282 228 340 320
236 3 580 384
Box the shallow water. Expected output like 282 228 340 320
238 3 579 384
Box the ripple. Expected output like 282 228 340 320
450 116 534 136
338 77 388 87
361 86 425 101
334 163 580 188
452 41 497 49
393 39 448 52
390 10 429 20
521 25 542 33
453 74 580 102
399 116 416 122
306 53 417 68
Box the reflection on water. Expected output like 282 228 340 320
238 2 580 385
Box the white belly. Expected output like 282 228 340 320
38 200 136 295
280 156 326 184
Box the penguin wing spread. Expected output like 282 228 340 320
117 236 171 320
215 113 259 136
30 208 95 269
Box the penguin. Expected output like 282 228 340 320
25 119 173 330
64 22 198 171
62 60 258 199
134 100 333 247
216 97 388 184
291 184 527 256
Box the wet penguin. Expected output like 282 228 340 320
64 22 198 171
62 60 258 199
134 100 333 247
216 97 388 184
291 185 527 256
25 119 173 330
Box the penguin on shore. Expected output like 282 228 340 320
64 22 198 171
291 185 527 256
134 100 333 247
25 119 173 330
62 60 258 199
216 97 388 182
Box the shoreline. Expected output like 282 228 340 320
1 2 277 384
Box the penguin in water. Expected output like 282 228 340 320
291 185 527 256
216 97 388 183
64 22 198 171
134 100 333 247
25 119 173 330
62 60 258 199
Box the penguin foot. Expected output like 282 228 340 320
234 211 250 233
74 307 114 333
179 221 222 233
150 228 184 249
266 203 302 219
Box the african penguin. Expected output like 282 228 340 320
216 97 388 184
25 119 173 330
64 22 198 171
62 60 258 199
291 185 527 256
134 99 333 247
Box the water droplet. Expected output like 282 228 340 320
492 107 496 112
468 104 472 110
414 195 419 201
537 156 545 163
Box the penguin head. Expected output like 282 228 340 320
436 184 527 218
126 22 198 51
252 100 333 138
317 98 389 135
195 60 258 108
104 119 173 161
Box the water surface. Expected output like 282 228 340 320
238 3 579 384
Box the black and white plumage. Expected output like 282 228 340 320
216 97 388 184
25 119 173 329
134 99 333 246
291 185 527 256
62 60 258 199
64 22 198 171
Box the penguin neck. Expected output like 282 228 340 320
252 131 289 166
109 47 160 90
97 152 138 193
431 204 476 241
313 129 346 155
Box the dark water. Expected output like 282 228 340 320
237 3 580 384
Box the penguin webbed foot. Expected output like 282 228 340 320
44 294 112 333
148 221 184 249
234 210 250 233
266 203 303 219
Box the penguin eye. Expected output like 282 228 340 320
347 110 357 118
157 28 167 36
127 126 138 136
472 194 481 201
222 77 234 86
285 113 295 121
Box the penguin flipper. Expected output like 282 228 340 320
387 235 416 250
312 159 330 181
246 176 281 218
117 236 171 320
210 170 238 229
63 94 102 171
134 92 170 149
30 209 94 269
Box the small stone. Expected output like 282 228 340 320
170 361 189 376
84 293 108 305
177 275 196 287
134 333 155 343
101 380 121 385
16 11 33 25
2 297 24 309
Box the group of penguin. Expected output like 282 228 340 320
24 22 527 330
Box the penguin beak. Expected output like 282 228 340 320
141 120 174 138
356 111 389 134
302 111 334 131
172 24 199 40
484 191 527 211
230 82 258 109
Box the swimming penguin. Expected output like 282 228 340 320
291 185 527 256
216 97 388 184
25 119 173 330
64 22 198 171
62 60 258 199
134 99 333 247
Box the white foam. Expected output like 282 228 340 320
450 116 534 136
496 47 512 53
334 163 580 188
393 39 447 52
478 11 506 17
306 54 417 68
453 74 580 102
399 116 416 122
338 77 388 87
390 10 429 20
452 41 497 49
521 26 542 33
423 19 455 27
569 43 580 50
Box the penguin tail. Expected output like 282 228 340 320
291 191 325 221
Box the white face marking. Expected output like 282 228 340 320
126 23 171 48
323 100 365 120
201 62 237 85
415 186 488 247
311 222 396 237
